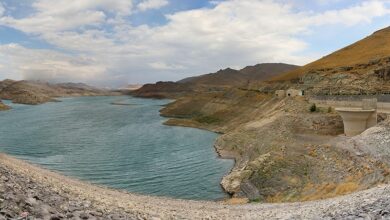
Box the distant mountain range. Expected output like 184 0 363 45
133 63 299 98
0 80 118 105
179 63 299 86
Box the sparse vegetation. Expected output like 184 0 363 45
272 27 390 81
310 104 317 112
195 115 221 124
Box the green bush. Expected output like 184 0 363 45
310 104 317 112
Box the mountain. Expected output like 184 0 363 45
273 26 390 81
179 63 299 86
0 80 119 105
131 81 195 99
133 63 299 98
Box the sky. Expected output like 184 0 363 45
0 0 390 87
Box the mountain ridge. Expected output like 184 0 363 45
133 63 299 98
0 80 119 105
272 26 390 81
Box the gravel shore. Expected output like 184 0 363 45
1 153 390 219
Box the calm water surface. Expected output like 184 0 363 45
0 96 233 200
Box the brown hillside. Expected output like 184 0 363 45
179 68 244 86
180 63 299 86
273 26 390 81
131 81 195 99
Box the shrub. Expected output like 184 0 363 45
310 104 317 112
195 115 221 124
327 107 333 113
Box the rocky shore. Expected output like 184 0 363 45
0 100 9 111
2 153 390 219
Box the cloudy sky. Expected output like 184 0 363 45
0 0 389 87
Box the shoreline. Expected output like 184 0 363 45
1 152 390 219
161 115 239 200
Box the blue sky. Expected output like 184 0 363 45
0 0 389 86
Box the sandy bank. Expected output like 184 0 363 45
1 153 390 219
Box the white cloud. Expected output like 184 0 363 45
0 3 4 17
137 0 169 11
0 0 133 33
0 0 389 85
150 62 185 70
311 1 390 26
0 44 107 83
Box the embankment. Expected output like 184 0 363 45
2 153 390 219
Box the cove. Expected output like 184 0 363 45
0 96 233 200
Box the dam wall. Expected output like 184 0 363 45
309 96 390 113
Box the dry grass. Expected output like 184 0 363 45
272 27 390 81
299 181 360 202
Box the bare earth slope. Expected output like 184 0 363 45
273 26 390 81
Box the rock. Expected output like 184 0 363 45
79 212 90 219
25 197 37 206
50 215 62 220
240 181 261 201
90 211 103 217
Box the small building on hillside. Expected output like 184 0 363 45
275 90 286 98
286 89 304 97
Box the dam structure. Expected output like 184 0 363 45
336 99 378 136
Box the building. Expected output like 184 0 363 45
275 90 286 98
286 89 303 97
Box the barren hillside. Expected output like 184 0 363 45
273 26 390 81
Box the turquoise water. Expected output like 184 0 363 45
0 96 233 200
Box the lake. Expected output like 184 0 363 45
0 96 233 200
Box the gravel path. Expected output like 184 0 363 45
1 153 390 219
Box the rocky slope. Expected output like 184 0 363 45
161 88 390 202
0 80 120 105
